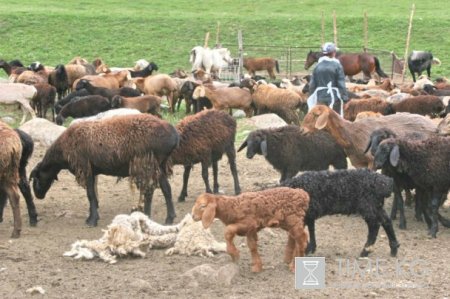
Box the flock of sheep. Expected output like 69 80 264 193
0 51 449 273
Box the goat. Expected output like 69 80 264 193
170 109 241 202
192 188 310 272
30 114 180 226
238 125 347 181
0 83 37 124
282 169 400 257
56 95 111 125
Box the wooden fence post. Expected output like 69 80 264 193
363 11 368 52
238 30 243 81
216 22 220 47
321 11 325 45
333 11 338 47
204 32 210 48
402 4 415 82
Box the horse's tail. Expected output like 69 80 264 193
374 57 388 78
275 59 280 73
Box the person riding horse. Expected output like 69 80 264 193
307 42 349 116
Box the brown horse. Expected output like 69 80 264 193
304 51 388 81
243 57 280 80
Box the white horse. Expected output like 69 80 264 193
0 83 37 124
189 46 233 79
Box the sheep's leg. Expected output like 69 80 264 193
212 158 219 194
404 189 413 207
225 144 241 195
85 174 99 227
178 165 191 202
426 66 431 79
158 174 176 224
378 209 400 257
289 226 308 272
20 101 36 124
6 185 22 238
224 224 241 262
429 192 441 238
305 219 316 254
18 170 38 226
246 231 262 272
0 189 7 223
414 190 424 222
394 184 406 229
143 185 155 217
284 234 295 264
360 221 380 257
201 162 212 193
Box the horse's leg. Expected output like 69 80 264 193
268 68 275 80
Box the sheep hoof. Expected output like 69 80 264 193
415 215 423 222
251 264 262 273
10 230 21 239
30 217 38 227
398 222 407 230
0 217 3 223
177 196 186 203
165 216 175 225
85 217 98 227
360 250 370 258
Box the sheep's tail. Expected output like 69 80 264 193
432 57 441 66
275 60 280 73
374 57 388 78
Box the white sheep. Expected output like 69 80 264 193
0 83 37 124
69 108 141 126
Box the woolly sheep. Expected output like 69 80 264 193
191 187 310 272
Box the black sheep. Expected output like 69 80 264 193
238 125 347 182
129 62 158 78
56 95 111 125
55 88 90 114
0 129 37 226
282 169 400 257
373 136 450 238
48 64 70 100
177 80 212 113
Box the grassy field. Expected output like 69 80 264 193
0 1 449 130
0 0 449 76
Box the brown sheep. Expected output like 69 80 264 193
111 95 162 118
0 121 23 238
15 70 47 85
391 95 445 118
241 78 305 124
354 111 383 121
191 187 310 272
344 97 393 121
301 105 437 168
170 109 241 202
192 84 253 117
243 57 280 80
133 74 178 113
73 70 130 90
30 114 180 226
31 83 56 121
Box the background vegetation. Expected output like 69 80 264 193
0 0 448 76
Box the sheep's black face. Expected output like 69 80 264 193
56 115 64 126
30 163 57 199
246 138 261 159
373 142 394 170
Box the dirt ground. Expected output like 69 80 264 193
1 141 449 299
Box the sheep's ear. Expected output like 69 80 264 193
237 140 247 152
260 139 268 157
389 145 400 167
315 111 329 130
202 197 217 229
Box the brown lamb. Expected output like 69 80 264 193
391 95 445 117
191 187 310 273
344 97 393 121
0 121 23 238
111 95 162 118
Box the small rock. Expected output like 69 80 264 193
217 263 239 286
1 116 15 124
233 110 246 119
26 286 46 295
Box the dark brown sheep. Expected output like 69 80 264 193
170 109 240 202
191 187 310 272
243 57 280 80
30 114 180 225
31 83 57 122
391 95 445 117
111 95 162 118
55 95 111 125
0 122 22 238
344 97 394 121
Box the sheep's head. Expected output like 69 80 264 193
111 95 122 108
30 162 59 199
55 115 65 126
238 131 267 158
192 85 205 99
372 139 400 170
191 193 217 229
149 62 159 72
364 128 397 156
301 105 330 134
